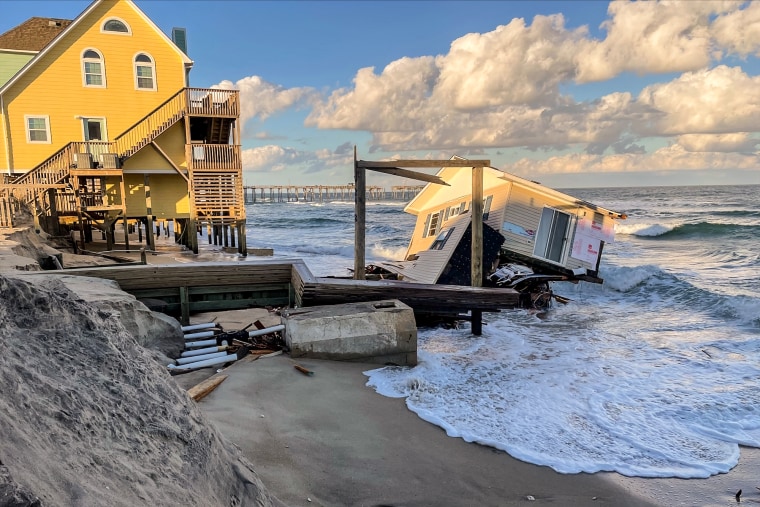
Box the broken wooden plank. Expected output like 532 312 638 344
294 364 314 376
187 374 228 401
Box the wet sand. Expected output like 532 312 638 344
192 355 658 507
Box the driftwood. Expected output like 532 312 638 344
294 364 314 376
187 374 228 401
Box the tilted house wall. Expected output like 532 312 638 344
402 163 623 282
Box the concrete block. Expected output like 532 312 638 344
282 299 417 365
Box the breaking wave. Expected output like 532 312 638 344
617 222 760 238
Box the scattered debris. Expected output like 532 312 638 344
294 364 314 376
187 374 228 401
736 489 741 502
170 317 286 376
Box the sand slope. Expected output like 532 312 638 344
0 273 275 507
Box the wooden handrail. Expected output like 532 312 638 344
9 86 241 223
113 88 186 142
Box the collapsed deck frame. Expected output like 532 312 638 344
35 260 521 326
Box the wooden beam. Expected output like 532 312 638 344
471 166 484 336
150 141 189 182
357 159 490 169
364 167 449 185
187 374 228 401
354 146 366 280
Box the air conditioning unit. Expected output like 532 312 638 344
73 152 93 169
101 153 121 169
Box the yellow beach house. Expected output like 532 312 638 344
0 0 246 255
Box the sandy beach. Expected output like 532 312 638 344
1 224 756 506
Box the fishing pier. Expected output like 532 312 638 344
242 185 424 204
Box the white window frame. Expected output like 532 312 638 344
430 227 454 251
24 115 51 144
134 52 156 91
533 207 572 264
100 17 131 35
81 48 106 88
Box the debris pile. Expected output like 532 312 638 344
168 320 286 374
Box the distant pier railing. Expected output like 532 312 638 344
243 185 424 204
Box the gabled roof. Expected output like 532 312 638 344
0 17 72 52
0 0 193 96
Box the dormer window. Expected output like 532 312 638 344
134 53 156 90
102 18 130 34
81 49 105 87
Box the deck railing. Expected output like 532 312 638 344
5 87 241 225
187 88 239 117
187 144 241 170
113 90 186 159
0 194 20 228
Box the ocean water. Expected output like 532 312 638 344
243 185 760 482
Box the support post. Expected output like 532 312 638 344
238 220 247 257
119 177 129 250
353 147 366 280
144 175 155 251
471 166 484 336
179 285 190 326
47 188 60 236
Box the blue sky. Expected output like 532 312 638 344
3 0 760 188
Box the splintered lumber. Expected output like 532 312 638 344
250 349 277 355
294 364 314 376
301 277 520 312
187 374 228 401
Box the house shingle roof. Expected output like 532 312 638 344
0 17 72 52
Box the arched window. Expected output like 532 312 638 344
102 18 130 34
82 49 105 87
134 53 156 90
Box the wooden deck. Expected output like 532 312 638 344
43 259 521 325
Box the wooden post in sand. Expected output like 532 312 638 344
144 175 155 251
353 146 366 280
471 166 484 336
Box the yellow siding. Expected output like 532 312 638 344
124 173 189 218
0 114 5 171
122 122 187 171
4 0 187 171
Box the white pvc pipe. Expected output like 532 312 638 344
184 330 216 340
174 351 228 365
249 324 284 338
167 353 238 371
185 338 218 348
181 322 217 332
180 345 228 358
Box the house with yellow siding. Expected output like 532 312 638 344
0 0 246 254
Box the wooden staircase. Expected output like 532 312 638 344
1 87 244 230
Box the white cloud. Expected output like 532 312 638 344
432 15 584 109
677 132 759 152
241 144 353 176
636 66 760 135
501 143 759 178
214 76 316 125
711 1 760 57
241 1 760 180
